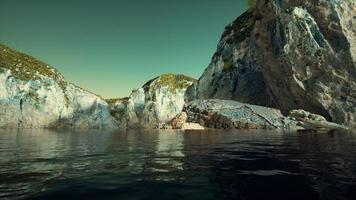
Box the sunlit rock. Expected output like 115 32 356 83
181 123 205 130
0 44 118 129
108 74 196 129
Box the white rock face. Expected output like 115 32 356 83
0 45 118 129
108 74 196 129
0 44 195 130
0 69 118 129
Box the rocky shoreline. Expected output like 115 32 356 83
163 99 349 131
1 0 355 131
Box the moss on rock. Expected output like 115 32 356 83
248 0 256 10
143 73 196 94
0 44 70 105
0 44 67 89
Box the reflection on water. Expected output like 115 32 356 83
0 129 355 199
149 132 184 175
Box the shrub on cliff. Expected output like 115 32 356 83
248 0 256 10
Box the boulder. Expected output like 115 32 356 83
170 112 188 129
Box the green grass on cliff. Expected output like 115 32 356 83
106 97 130 106
248 0 256 10
143 73 196 93
0 44 70 105
0 44 68 90
142 73 196 101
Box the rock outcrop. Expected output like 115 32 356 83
0 44 118 129
186 0 356 126
107 74 196 129
180 99 348 131
183 99 300 129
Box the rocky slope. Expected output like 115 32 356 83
186 0 355 126
0 44 118 129
107 74 196 129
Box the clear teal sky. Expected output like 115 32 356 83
0 0 247 98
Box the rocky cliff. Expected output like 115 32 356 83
1 0 354 130
186 0 355 126
0 44 195 130
254 0 355 126
0 44 118 129
186 10 274 107
107 74 196 129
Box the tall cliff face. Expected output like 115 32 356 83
187 0 355 126
0 44 118 129
108 74 196 129
254 0 355 125
186 11 275 107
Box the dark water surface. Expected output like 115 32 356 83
0 129 355 200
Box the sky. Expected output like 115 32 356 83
0 0 247 98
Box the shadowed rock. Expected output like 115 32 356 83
186 11 274 107
254 0 356 126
